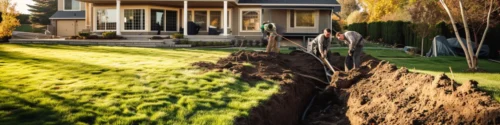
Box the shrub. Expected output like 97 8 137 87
87 35 99 39
180 40 189 44
230 40 236 46
242 40 248 47
102 31 117 39
68 36 78 39
150 36 163 40
254 40 261 47
78 32 90 37
0 1 20 42
172 33 184 39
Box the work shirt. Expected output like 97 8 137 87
263 23 277 36
310 34 332 56
343 31 364 51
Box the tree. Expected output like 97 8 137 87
337 0 359 19
0 0 20 40
28 0 57 25
360 0 409 22
408 0 445 56
442 0 499 47
439 0 497 71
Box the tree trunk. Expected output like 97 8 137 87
421 37 425 56
458 0 477 70
476 0 494 58
440 0 473 68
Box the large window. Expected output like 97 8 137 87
124 9 145 30
64 0 80 11
194 11 208 31
210 11 221 29
165 10 178 31
240 10 261 32
151 9 165 31
293 10 316 27
96 9 117 31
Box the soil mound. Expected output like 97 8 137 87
193 51 500 125
306 60 500 125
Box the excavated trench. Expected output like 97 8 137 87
192 51 500 125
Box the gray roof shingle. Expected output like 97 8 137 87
238 0 339 4
50 11 85 19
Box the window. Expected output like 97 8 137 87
64 0 80 11
294 10 316 27
194 11 208 31
96 9 117 30
210 11 221 29
151 9 165 31
124 9 145 30
240 10 261 32
165 10 178 31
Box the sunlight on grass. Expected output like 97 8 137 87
0 44 280 124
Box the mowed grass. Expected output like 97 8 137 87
0 44 279 125
329 48 500 101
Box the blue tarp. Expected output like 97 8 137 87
426 36 490 57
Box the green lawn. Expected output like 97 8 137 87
0 44 279 125
15 24 45 33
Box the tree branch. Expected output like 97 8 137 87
440 0 473 68
476 0 494 57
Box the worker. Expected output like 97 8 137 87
261 21 270 40
336 31 365 71
308 28 333 59
263 22 280 53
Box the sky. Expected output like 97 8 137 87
15 0 35 14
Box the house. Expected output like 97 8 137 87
50 0 340 40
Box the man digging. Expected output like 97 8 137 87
263 22 280 53
336 31 365 71
308 28 333 60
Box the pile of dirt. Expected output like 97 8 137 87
305 59 500 124
193 51 500 125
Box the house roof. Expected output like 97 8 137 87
238 0 339 5
49 11 86 20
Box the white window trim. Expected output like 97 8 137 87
239 8 262 32
123 9 146 31
93 7 117 32
181 8 233 31
149 6 180 32
288 10 319 29
294 10 318 28
63 0 81 11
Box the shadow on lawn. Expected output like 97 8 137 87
13 44 227 59
0 86 75 124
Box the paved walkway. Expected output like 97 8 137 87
13 31 56 39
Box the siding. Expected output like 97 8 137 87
269 9 287 34
318 10 331 33
58 0 86 11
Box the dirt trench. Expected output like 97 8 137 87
192 51 500 125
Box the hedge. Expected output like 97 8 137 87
347 21 451 54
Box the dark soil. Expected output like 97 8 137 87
192 51 500 125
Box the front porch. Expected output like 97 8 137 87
82 0 237 37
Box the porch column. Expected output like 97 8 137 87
223 1 228 36
183 1 188 36
116 0 121 35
